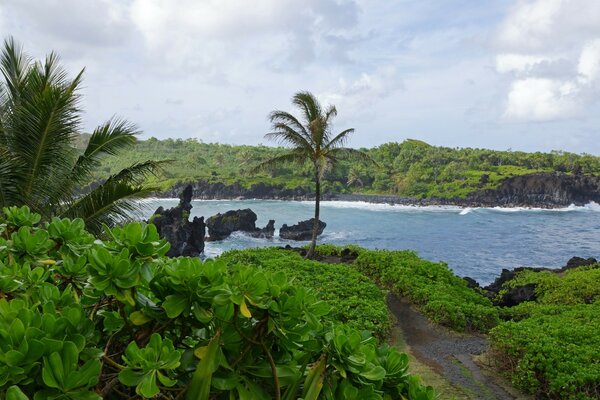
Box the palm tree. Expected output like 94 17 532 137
258 91 374 258
0 37 163 233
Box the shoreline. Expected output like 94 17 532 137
149 192 600 210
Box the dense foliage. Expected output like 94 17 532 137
0 206 434 399
0 38 162 233
353 249 499 332
218 247 391 338
490 265 600 399
84 136 600 199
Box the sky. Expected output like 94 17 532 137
1 0 600 153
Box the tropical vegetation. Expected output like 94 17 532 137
0 206 435 399
83 136 600 200
256 91 374 258
0 38 162 233
490 265 600 399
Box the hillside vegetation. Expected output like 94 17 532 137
80 136 600 199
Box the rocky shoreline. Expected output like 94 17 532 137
157 172 600 209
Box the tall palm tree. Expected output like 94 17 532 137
258 91 374 259
0 37 163 233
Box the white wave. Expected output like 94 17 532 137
459 207 475 215
490 202 600 213
310 201 464 213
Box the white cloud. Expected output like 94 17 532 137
495 0 600 122
504 78 580 121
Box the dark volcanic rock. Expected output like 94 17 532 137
280 219 326 241
249 220 275 239
151 185 205 257
467 172 600 207
565 256 597 269
206 209 275 240
482 256 599 307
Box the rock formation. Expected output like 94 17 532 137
481 256 598 307
206 209 275 240
150 185 205 257
279 219 326 241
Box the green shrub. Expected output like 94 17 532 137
354 249 499 332
218 248 391 338
490 304 600 399
0 206 433 399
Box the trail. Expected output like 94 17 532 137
388 295 518 400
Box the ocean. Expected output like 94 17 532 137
139 199 600 285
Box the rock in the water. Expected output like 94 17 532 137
279 219 326 241
565 256 597 269
206 209 262 241
249 220 275 239
150 185 205 257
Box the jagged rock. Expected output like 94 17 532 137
280 219 326 241
150 185 205 257
467 172 600 207
565 256 597 269
206 209 264 241
482 256 599 307
249 220 275 239
462 276 480 289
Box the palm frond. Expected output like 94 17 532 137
109 160 168 186
324 128 355 151
61 181 155 234
0 37 31 104
71 118 139 182
0 146 22 207
268 110 313 145
292 91 321 126
265 123 314 152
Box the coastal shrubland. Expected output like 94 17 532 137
218 247 391 338
82 135 600 199
0 206 434 399
352 249 499 332
489 264 600 399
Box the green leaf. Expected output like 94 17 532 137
186 331 221 400
6 386 29 400
163 294 189 318
130 310 152 326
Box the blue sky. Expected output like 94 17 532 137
2 0 600 153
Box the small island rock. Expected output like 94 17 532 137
279 219 326 241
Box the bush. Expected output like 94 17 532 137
489 265 600 399
354 249 499 332
218 247 391 338
490 304 600 399
0 206 434 399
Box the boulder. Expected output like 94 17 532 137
206 209 271 241
249 220 275 239
150 185 205 257
565 256 597 269
280 219 326 241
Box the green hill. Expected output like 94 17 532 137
86 136 600 199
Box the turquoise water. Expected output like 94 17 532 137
140 199 600 284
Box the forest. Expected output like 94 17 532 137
82 135 600 199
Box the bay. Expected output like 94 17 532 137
139 199 600 285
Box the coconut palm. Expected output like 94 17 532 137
0 37 163 233
258 91 374 258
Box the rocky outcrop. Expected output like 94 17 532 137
150 185 205 257
279 219 326 241
249 220 275 239
481 256 598 307
206 209 275 240
157 173 600 208
466 172 600 207
161 180 315 200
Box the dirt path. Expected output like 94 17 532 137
388 295 518 400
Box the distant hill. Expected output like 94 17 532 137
80 135 600 200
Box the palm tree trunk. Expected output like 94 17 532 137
306 172 321 259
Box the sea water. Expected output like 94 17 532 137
139 199 600 285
